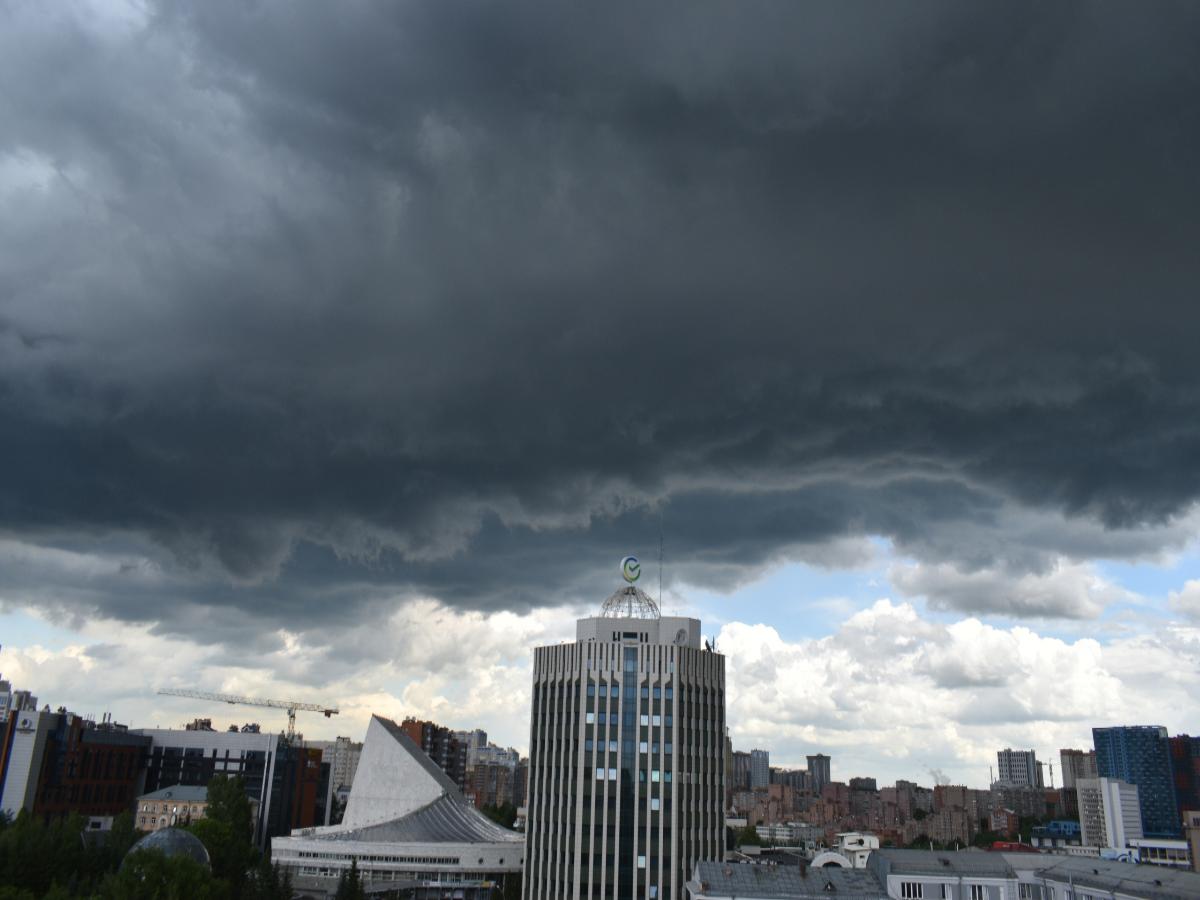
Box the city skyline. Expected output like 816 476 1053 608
1 0 1199 796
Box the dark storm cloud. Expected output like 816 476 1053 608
2 1 1200 636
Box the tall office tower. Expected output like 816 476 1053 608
1093 726 1180 837
524 566 725 900
749 749 770 789
996 748 1043 788
1060 749 1098 789
807 754 831 793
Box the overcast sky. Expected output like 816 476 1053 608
1 0 1199 787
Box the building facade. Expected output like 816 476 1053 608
749 750 770 790
523 579 725 900
1093 725 1180 837
0 708 149 823
807 754 831 793
132 725 325 845
995 749 1041 788
399 718 468 792
1059 748 1098 789
1078 777 1143 849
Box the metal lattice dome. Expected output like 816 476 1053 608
599 585 660 619
124 827 211 870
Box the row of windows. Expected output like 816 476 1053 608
584 712 674 727
900 882 988 899
594 767 672 783
587 684 676 700
295 851 461 865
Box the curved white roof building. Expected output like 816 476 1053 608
272 715 523 898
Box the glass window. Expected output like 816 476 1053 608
586 712 595 724
608 768 617 781
599 685 607 698
638 855 646 868
595 768 605 780
665 772 672 783
653 687 661 699
650 888 658 899
641 687 649 699
665 687 673 700
585 739 594 751
598 712 606 725
587 684 595 697
608 741 617 753
665 743 673 754
611 685 619 698
970 887 985 900
640 741 648 753
641 715 649 726
652 770 660 782
652 715 661 726
651 798 660 811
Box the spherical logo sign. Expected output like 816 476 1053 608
621 555 641 583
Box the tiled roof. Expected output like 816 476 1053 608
137 784 209 803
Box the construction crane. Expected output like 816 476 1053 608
157 688 339 742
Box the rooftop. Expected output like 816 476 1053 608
599 584 660 619
690 861 886 899
322 793 522 845
137 784 208 803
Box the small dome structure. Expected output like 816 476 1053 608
124 827 211 870
599 585 660 619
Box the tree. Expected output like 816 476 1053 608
245 855 293 900
335 858 366 900
204 774 254 847
192 774 258 897
99 848 223 900
736 825 761 847
480 803 518 829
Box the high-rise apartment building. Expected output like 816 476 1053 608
1060 748 1098 788
1169 734 1200 817
1078 777 1143 849
524 572 725 900
807 754 831 793
749 749 770 789
731 751 751 792
996 748 1042 788
1093 726 1180 837
400 717 468 791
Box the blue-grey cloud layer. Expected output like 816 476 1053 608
2 1 1199 635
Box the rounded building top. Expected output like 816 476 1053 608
124 827 211 870
599 585 660 619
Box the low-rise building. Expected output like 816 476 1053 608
136 785 210 831
868 848 1200 900
687 861 887 899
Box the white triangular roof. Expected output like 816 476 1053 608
340 715 461 829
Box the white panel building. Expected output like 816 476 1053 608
523 576 726 900
1078 776 1143 850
